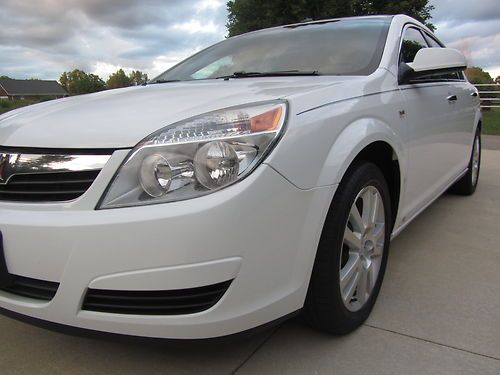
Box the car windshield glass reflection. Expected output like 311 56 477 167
154 18 391 82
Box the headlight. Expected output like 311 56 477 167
98 100 287 209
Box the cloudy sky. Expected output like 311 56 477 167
0 0 498 81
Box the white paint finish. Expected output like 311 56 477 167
408 48 467 72
0 166 336 338
266 80 407 189
398 82 469 220
452 80 479 140
0 77 349 149
88 257 243 291
0 15 480 338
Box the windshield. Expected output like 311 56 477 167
154 18 391 82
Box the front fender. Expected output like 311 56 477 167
265 93 407 190
317 117 406 187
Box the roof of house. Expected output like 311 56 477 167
0 79 67 96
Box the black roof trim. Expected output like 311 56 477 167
281 15 394 29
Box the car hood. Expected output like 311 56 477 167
0 76 352 149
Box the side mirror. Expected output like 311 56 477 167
399 48 467 84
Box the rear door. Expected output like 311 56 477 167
399 26 466 220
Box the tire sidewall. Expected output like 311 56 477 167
306 162 392 332
471 130 481 191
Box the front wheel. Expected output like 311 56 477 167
305 162 392 335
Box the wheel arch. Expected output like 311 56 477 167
349 142 401 228
473 106 482 135
318 118 405 228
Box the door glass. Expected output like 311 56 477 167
423 34 442 48
400 28 428 63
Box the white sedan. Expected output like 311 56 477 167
0 14 480 339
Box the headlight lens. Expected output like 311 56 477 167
98 101 287 209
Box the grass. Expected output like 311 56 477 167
0 99 39 115
482 108 500 135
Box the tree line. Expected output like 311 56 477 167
58 69 148 95
464 67 498 85
2 69 149 96
227 0 436 36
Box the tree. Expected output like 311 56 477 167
59 69 106 95
465 67 494 84
106 69 132 89
227 0 435 36
129 70 148 85
0 75 11 80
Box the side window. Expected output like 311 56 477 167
423 34 443 48
400 27 428 63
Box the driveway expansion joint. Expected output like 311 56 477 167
231 325 283 374
364 323 500 361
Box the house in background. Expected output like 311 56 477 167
0 79 68 100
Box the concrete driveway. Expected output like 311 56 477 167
1 149 500 375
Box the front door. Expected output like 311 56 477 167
399 26 466 220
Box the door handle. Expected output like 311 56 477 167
447 95 458 102
471 92 478 97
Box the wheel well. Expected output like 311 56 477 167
351 142 401 228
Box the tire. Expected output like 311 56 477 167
449 128 481 196
304 162 392 335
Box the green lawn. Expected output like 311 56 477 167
483 108 500 135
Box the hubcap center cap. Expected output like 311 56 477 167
363 239 374 253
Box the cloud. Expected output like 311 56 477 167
0 0 227 80
430 0 500 77
431 0 500 25
0 1 498 80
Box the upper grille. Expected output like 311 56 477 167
0 170 100 202
0 274 59 301
82 280 233 315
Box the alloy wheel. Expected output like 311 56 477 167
340 186 385 312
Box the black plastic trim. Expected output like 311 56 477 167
0 275 59 301
0 170 100 202
0 305 300 343
82 280 233 315
0 231 60 300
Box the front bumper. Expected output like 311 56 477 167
0 150 336 339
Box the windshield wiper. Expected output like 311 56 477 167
216 70 320 79
151 79 182 84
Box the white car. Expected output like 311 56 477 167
0 14 480 339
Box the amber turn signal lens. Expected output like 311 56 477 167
250 106 283 132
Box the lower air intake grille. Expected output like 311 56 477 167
0 274 59 301
0 170 100 202
82 280 232 315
